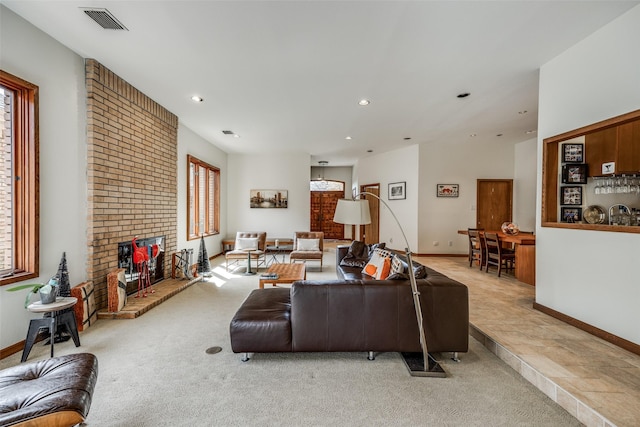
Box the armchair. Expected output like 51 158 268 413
289 231 324 271
225 232 267 272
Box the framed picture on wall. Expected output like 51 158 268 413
562 143 584 163
250 189 288 208
561 186 582 205
436 184 459 197
388 182 406 200
562 164 588 184
561 207 582 223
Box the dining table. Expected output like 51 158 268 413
458 229 536 286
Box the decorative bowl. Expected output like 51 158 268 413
501 222 520 235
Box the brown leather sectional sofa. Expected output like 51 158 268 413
230 245 469 360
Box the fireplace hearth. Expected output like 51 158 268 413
117 236 165 295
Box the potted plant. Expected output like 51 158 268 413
6 278 59 308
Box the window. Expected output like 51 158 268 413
0 70 39 285
310 180 344 192
187 155 219 240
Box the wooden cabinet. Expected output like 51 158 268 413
617 121 640 172
585 122 640 176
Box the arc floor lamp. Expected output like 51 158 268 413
333 192 446 377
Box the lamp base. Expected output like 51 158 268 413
400 352 447 377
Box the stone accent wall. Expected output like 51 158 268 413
85 59 177 310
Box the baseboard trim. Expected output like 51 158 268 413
419 253 467 258
1 340 25 360
533 301 640 356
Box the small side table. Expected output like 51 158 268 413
243 249 257 275
265 245 294 266
22 297 80 362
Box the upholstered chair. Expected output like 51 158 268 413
289 231 324 271
225 232 267 272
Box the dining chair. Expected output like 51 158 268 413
467 229 485 269
484 232 515 277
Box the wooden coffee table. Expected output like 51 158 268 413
259 263 306 289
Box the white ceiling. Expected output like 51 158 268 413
3 1 638 166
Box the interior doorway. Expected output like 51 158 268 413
360 183 380 244
310 180 345 239
476 179 513 231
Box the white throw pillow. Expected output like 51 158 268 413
236 237 258 250
362 248 393 279
297 238 320 251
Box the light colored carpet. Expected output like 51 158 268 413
1 250 581 426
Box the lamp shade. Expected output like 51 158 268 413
333 199 372 225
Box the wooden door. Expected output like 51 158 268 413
477 179 513 231
360 184 380 244
310 191 344 239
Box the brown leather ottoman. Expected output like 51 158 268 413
0 353 98 427
230 288 292 360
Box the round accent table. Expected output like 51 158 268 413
22 297 81 362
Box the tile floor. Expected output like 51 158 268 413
417 255 640 427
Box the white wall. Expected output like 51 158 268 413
227 152 310 239
355 145 420 252
514 138 537 232
0 7 88 348
537 5 640 344
418 138 517 254
176 124 228 258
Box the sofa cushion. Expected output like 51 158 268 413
339 241 387 268
362 248 393 279
387 256 428 280
339 240 369 268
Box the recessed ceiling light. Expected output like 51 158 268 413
403 137 412 141
496 133 503 137
345 136 352 140
358 99 370 106
367 149 373 153
526 130 537 134
191 95 203 102
518 110 528 115
457 92 470 98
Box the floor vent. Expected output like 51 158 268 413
81 8 128 31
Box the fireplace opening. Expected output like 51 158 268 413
117 236 165 295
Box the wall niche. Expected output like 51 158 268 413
542 109 640 233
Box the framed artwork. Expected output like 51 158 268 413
562 143 584 163
561 207 582 223
562 164 588 184
437 184 459 198
388 182 406 200
561 186 582 205
250 189 288 208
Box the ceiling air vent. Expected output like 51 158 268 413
81 8 128 30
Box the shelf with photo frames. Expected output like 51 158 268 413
542 109 640 233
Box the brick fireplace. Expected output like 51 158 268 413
85 59 177 310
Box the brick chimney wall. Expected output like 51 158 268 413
85 59 178 310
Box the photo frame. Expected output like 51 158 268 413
436 184 459 198
562 164 588 184
561 186 582 205
388 182 406 200
250 189 288 208
562 143 584 163
561 207 582 223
